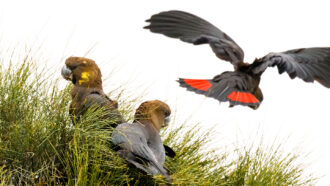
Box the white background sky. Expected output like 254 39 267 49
1 0 330 184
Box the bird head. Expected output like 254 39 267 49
134 100 171 132
61 57 102 88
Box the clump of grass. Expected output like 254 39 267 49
0 54 317 185
162 125 316 185
0 57 72 185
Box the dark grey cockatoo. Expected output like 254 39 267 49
112 100 172 182
145 10 330 109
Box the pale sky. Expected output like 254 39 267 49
1 0 330 184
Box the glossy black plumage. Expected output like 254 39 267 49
145 10 330 109
145 10 244 65
178 71 261 107
252 48 330 88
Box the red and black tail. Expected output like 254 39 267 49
177 78 261 108
178 79 213 92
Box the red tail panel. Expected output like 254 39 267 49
227 91 259 103
183 79 212 91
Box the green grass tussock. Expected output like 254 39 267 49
0 54 316 185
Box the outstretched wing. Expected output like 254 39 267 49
252 47 330 88
144 10 244 66
177 71 261 108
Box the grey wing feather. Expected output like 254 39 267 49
83 93 124 124
177 71 261 107
253 47 330 88
145 10 244 65
112 124 169 177
211 73 260 106
84 93 117 110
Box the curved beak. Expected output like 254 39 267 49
163 116 171 128
61 65 72 81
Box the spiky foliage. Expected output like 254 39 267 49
0 55 317 185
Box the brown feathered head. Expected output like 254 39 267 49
134 100 171 132
61 57 102 88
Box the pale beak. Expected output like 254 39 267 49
163 116 171 127
61 65 72 81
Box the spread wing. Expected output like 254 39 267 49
252 47 330 88
112 124 170 179
144 10 244 66
177 71 261 108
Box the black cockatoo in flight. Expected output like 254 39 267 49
145 10 330 109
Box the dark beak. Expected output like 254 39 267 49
61 65 72 81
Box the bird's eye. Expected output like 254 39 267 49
69 65 78 71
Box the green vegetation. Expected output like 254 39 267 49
0 54 316 185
